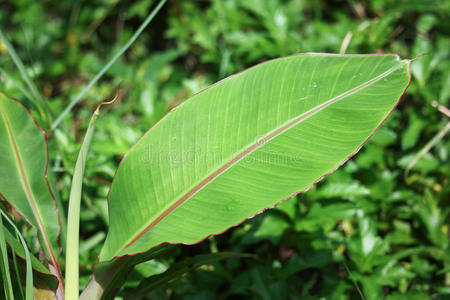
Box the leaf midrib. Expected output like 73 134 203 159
116 61 405 255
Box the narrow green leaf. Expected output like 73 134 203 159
0 213 14 300
101 54 411 261
404 121 450 181
0 92 63 286
65 112 100 300
0 30 51 124
1 220 53 276
51 0 167 129
0 210 34 300
65 92 119 300
0 67 33 101
10 240 25 300
79 232 106 255
1 201 57 294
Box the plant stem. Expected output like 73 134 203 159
65 90 119 300
65 112 99 300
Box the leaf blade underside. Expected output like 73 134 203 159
0 93 62 279
101 54 411 261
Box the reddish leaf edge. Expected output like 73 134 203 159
0 91 64 286
97 52 412 264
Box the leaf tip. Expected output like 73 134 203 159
95 83 122 115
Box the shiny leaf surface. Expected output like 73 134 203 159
101 54 411 261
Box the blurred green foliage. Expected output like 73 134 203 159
0 0 449 299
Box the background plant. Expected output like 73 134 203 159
0 0 449 299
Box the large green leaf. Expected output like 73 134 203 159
101 54 411 261
0 93 63 284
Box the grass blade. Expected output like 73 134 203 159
343 260 366 300
10 240 24 300
0 212 14 300
0 210 34 300
51 0 167 129
0 67 33 100
79 232 106 255
405 121 450 181
0 29 51 124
